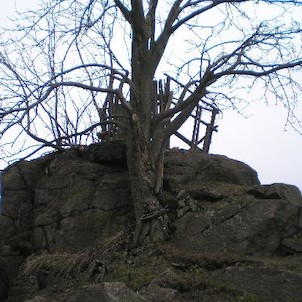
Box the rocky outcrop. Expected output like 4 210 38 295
1 144 132 255
0 144 261 257
71 283 149 302
0 266 9 301
172 182 302 255
163 149 260 192
0 142 302 302
211 266 302 302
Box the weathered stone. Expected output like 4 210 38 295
2 161 44 191
68 284 109 302
299 209 302 229
173 196 299 255
164 149 260 192
47 211 128 252
0 245 19 257
7 232 33 256
0 266 9 302
140 284 177 302
0 255 24 302
0 216 15 246
85 141 127 165
24 297 55 302
188 187 223 201
212 266 302 301
281 233 302 253
1 191 33 229
105 282 150 302
247 183 302 206
149 268 182 289
29 156 132 253
140 269 181 302
70 283 149 302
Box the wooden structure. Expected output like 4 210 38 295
173 99 219 152
97 77 219 153
97 95 128 141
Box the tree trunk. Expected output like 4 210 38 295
126 113 168 245
126 13 170 244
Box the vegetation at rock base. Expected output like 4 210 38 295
20 238 288 301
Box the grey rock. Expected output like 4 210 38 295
105 282 150 302
281 233 302 253
70 283 149 302
212 266 302 301
0 266 8 302
69 284 108 302
85 141 127 165
0 255 23 286
247 183 302 206
140 284 177 302
187 187 224 201
1 161 44 191
0 216 15 246
173 195 299 255
299 209 302 229
30 156 132 253
149 268 181 289
141 269 181 302
0 245 19 257
24 297 55 302
164 149 260 192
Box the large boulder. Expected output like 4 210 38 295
31 156 132 253
212 266 302 302
0 145 133 254
247 183 302 207
164 149 260 192
140 269 181 302
0 266 9 302
1 161 44 232
172 183 302 256
0 216 15 248
69 283 149 302
25 297 55 302
84 141 127 165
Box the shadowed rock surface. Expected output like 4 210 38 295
0 142 302 302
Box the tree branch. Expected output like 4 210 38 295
114 0 133 24
214 59 302 79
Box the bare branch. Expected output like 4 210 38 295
114 0 133 23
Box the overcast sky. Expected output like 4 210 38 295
1 1 302 191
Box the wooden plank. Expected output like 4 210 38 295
202 108 218 153
174 132 194 147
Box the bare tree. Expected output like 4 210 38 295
1 0 302 243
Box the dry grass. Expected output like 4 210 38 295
24 252 90 277
24 230 125 278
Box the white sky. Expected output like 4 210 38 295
213 104 302 189
1 1 302 191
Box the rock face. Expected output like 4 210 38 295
172 184 301 255
212 266 302 302
1 144 132 255
163 149 260 191
0 142 302 302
